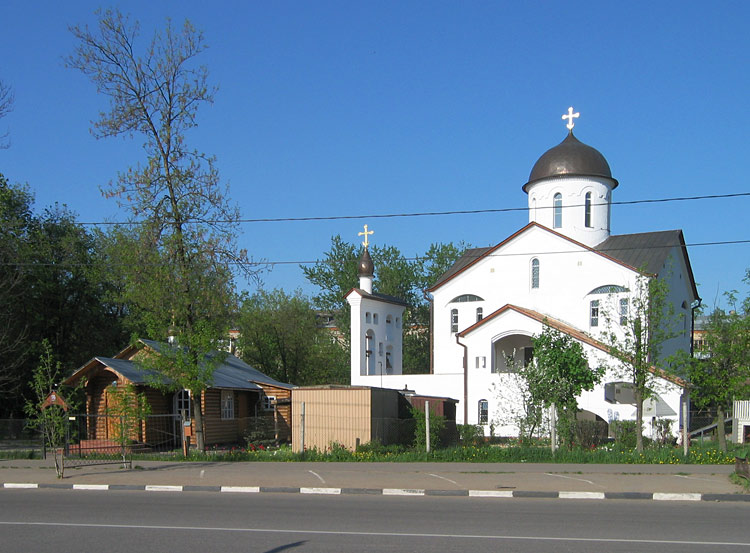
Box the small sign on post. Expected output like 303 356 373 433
42 392 68 412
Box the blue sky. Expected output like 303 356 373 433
1 1 748 308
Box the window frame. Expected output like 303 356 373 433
584 191 592 228
531 258 540 289
590 299 600 327
220 390 235 420
450 308 458 333
478 399 489 425
553 193 562 228
619 298 628 326
262 394 276 411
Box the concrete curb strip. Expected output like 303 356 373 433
2 482 749 502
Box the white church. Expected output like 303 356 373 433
346 108 699 438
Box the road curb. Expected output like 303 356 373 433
3 482 749 502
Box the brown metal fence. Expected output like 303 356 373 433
63 413 182 467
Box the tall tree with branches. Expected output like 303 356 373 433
68 9 252 450
0 79 13 148
602 275 681 452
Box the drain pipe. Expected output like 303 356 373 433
455 333 468 425
423 289 434 374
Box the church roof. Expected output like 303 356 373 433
458 304 687 388
358 248 374 277
595 230 698 299
428 224 698 300
523 131 618 192
429 247 491 290
344 287 409 307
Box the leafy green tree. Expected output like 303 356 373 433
69 9 250 450
106 382 152 451
523 326 603 449
303 236 465 373
688 295 750 452
0 176 127 417
0 175 34 405
601 275 680 452
24 341 76 478
236 289 348 385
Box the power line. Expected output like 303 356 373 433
3 238 749 268
77 191 750 226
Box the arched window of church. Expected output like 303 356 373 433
553 193 562 228
478 399 488 425
476 307 483 322
449 294 484 303
584 192 592 228
531 258 540 289
450 309 458 333
590 300 600 327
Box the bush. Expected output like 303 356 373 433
611 420 638 448
575 420 608 449
653 418 675 446
457 424 485 446
411 406 445 451
244 417 277 449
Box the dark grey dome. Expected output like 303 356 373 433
523 131 617 192
358 248 374 278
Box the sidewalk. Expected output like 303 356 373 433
1 459 748 501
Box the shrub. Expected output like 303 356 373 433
653 418 674 446
411 406 445 451
575 420 608 449
611 420 638 448
457 424 485 446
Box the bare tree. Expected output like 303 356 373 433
0 79 14 148
68 9 254 450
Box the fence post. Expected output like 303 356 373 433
550 404 557 454
300 402 305 454
425 400 430 453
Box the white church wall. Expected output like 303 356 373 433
431 225 646 371
348 292 406 379
526 176 615 248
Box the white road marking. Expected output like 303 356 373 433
653 492 702 501
559 491 605 500
3 483 38 489
544 473 600 486
300 487 341 495
220 486 260 493
428 473 458 485
72 484 109 491
468 490 513 498
383 488 425 496
145 485 183 492
0 521 747 548
308 470 325 484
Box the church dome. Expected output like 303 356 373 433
358 248 374 278
523 131 617 192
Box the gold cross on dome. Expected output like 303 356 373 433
358 224 374 248
562 106 580 130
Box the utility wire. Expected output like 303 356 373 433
77 191 750 226
3 238 749 268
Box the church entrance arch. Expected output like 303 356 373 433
491 331 533 373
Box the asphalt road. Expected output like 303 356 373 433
1 489 750 552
